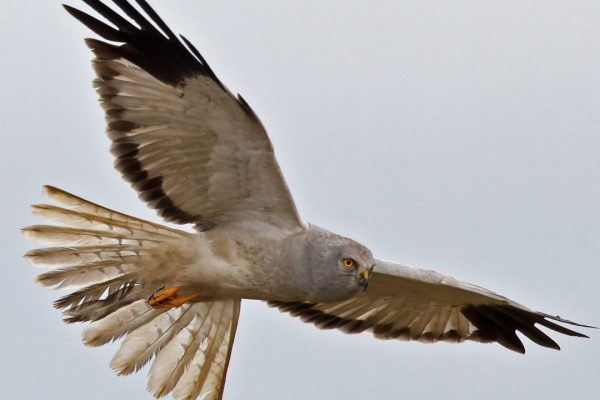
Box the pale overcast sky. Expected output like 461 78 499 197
2 1 599 399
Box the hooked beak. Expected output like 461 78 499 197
357 267 373 291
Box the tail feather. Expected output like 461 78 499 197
174 310 228 400
111 302 197 375
24 244 144 267
83 300 166 347
36 259 137 289
62 282 142 323
54 274 139 323
24 186 241 400
36 185 184 237
29 203 182 239
23 186 190 324
23 225 165 246
173 301 238 400
149 303 220 397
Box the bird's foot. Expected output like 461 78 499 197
148 286 198 309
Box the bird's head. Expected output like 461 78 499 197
302 225 375 302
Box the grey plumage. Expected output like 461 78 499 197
23 1 593 400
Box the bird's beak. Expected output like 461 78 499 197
357 268 371 291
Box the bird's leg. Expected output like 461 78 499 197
148 286 198 309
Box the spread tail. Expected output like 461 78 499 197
23 186 240 400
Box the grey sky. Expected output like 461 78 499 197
2 0 599 399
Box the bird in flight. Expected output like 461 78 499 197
23 1 592 399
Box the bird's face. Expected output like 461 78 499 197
333 244 375 292
298 225 375 302
302 231 375 302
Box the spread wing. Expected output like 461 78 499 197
270 259 592 353
65 0 304 231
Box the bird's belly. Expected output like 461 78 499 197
169 232 287 300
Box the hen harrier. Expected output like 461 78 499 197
23 1 592 399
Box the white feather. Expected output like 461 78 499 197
173 301 234 400
147 304 218 398
83 300 164 346
111 303 198 375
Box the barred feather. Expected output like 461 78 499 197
62 280 142 323
148 303 221 397
111 303 198 375
36 259 138 289
24 244 144 267
24 186 241 400
173 301 238 400
40 186 185 236
23 187 193 325
83 300 166 346
29 204 182 239
23 225 165 246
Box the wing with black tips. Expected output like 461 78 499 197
270 259 592 353
65 0 304 231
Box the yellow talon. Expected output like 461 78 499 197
148 286 198 309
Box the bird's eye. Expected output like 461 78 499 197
340 258 356 270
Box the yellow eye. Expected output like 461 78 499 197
341 258 356 270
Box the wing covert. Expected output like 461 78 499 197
65 0 304 231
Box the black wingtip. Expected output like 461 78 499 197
64 0 213 87
535 314 592 338
461 304 592 353
66 5 127 42
62 4 78 16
